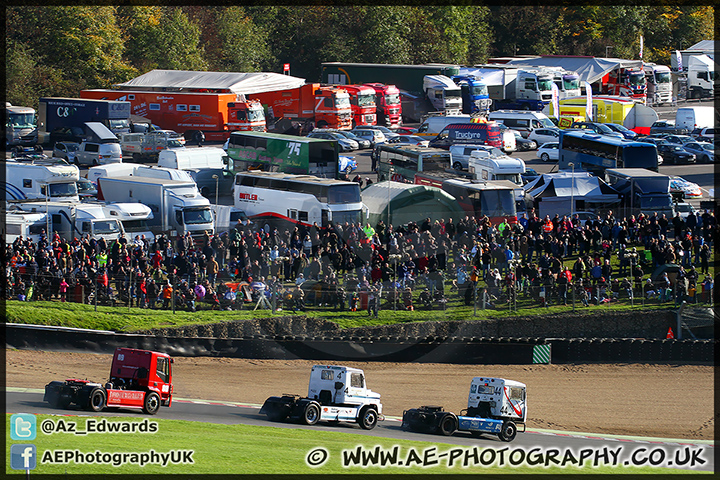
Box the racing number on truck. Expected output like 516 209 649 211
286 142 301 156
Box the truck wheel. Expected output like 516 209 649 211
359 406 378 430
302 403 320 425
143 392 161 415
88 388 106 412
132 153 141 163
317 120 329 129
437 415 457 436
453 162 463 171
497 421 517 442
541 153 550 162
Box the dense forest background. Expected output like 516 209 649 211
6 5 715 108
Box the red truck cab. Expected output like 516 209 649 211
364 83 402 128
341 84 377 127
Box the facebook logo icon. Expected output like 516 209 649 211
11 444 37 470
11 413 36 440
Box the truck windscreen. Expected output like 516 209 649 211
183 208 213 225
93 220 121 234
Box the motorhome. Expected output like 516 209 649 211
4 210 48 244
468 148 526 187
4 159 80 202
10 200 126 243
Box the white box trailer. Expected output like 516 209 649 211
88 164 193 185
97 176 214 237
157 147 226 170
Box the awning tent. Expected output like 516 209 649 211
361 181 464 228
504 56 644 85
114 70 307 95
523 172 621 218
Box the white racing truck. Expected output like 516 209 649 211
402 377 526 442
260 365 383 430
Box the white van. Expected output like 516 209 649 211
675 106 715 131
157 147 227 170
449 144 489 170
416 114 473 137
488 110 556 138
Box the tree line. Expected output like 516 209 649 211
6 5 714 108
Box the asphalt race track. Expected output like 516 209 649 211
7 390 714 472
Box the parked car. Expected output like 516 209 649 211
391 126 418 135
521 167 540 184
570 122 624 138
691 126 715 139
527 128 560 146
682 141 715 163
335 130 371 149
656 144 696 164
604 123 638 140
663 134 695 145
338 156 358 176
76 178 98 199
669 176 702 198
351 127 387 147
512 131 537 151
307 130 358 152
674 202 697 219
361 125 401 141
388 135 429 147
537 142 559 162
53 141 81 162
637 137 670 147
650 120 688 135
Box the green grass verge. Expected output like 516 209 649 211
5 298 697 333
6 414 702 474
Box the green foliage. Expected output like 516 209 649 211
3 6 715 100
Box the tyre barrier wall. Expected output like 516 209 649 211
547 337 715 363
5 324 715 364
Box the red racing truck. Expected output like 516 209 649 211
253 83 353 131
364 83 402 128
341 84 377 127
44 347 173 415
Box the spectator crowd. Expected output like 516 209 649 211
3 207 716 312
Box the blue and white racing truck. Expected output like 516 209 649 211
260 365 383 430
401 376 526 442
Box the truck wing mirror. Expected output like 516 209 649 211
334 382 344 390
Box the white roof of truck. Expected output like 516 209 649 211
115 70 307 95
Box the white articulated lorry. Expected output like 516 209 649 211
260 365 383 430
97 176 214 237
402 376 527 442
